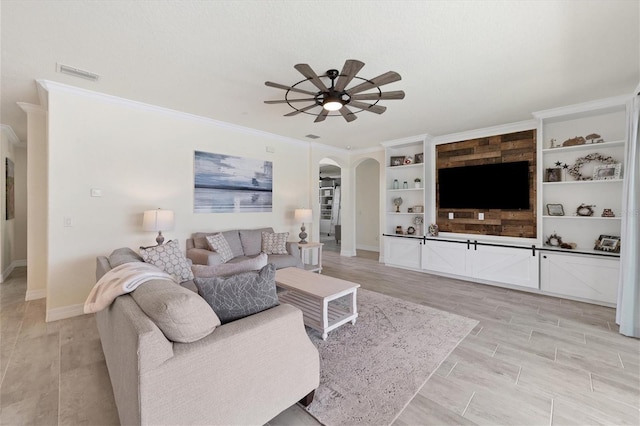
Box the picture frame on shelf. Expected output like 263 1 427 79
415 153 424 164
395 226 403 235
413 205 424 213
407 207 414 213
546 204 565 216
545 168 562 182
593 163 621 180
594 234 620 253
390 156 405 167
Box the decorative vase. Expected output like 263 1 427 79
403 181 408 189
393 179 399 189
415 182 420 189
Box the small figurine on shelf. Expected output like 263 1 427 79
585 133 601 144
550 138 557 149
404 156 413 165
415 216 424 236
395 226 403 235
427 223 438 237
601 208 615 217
393 197 403 213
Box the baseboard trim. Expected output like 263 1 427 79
46 303 85 322
340 249 356 257
25 288 46 301
356 244 380 252
1 259 27 282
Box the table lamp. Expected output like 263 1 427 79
142 209 175 245
294 208 312 244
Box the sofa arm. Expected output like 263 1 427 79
186 248 223 266
141 304 319 425
286 241 301 259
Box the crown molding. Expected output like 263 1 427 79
431 119 537 145
350 145 384 155
1 124 21 145
381 133 431 148
532 94 631 119
36 79 333 150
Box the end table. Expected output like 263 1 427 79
297 242 324 273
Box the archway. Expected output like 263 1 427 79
318 158 341 253
354 158 380 258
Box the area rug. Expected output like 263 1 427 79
304 288 478 426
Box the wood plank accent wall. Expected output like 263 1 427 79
436 129 537 238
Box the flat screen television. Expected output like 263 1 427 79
438 161 530 210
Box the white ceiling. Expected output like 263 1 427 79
2 1 638 150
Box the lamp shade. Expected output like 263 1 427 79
294 208 312 223
142 209 175 232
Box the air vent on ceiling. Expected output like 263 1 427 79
56 63 100 82
305 134 320 139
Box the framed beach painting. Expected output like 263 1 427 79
194 151 273 213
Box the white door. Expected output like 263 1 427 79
421 240 468 275
540 252 619 305
470 245 539 289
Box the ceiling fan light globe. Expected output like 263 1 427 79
323 100 343 111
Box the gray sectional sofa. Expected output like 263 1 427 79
94 250 319 425
186 227 303 269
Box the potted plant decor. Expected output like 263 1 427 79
414 177 421 188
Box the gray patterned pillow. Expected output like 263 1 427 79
194 263 278 324
191 253 268 278
261 232 289 255
206 233 234 263
139 240 194 282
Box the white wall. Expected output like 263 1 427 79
0 127 27 281
355 158 380 251
44 82 344 319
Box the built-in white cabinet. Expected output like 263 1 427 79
421 240 539 290
383 236 422 269
540 251 619 305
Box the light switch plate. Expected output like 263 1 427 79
448 212 454 219
478 212 485 220
90 188 102 197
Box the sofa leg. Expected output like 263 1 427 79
299 389 315 407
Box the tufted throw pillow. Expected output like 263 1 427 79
194 263 278 324
191 253 268 278
131 279 220 343
139 240 194 283
205 233 234 263
261 232 289 255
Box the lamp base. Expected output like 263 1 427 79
298 225 308 244
156 232 165 245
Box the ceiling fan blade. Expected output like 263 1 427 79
346 71 402 95
284 103 320 117
349 100 386 114
351 90 405 101
264 98 317 104
265 81 317 96
339 106 358 122
334 59 365 92
294 64 329 92
314 109 329 123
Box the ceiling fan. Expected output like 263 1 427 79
264 59 405 123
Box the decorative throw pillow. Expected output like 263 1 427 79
191 253 268 278
205 233 234 263
194 263 278 324
139 240 194 283
261 232 289 255
131 279 220 343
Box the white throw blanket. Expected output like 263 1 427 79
84 262 176 314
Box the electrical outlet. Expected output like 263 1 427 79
90 188 102 197
448 212 454 220
478 212 485 220
64 217 73 227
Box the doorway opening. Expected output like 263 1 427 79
319 159 341 253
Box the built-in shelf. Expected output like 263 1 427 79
542 215 621 220
542 140 625 153
541 245 620 257
386 163 424 170
387 212 423 215
388 188 423 192
542 179 623 185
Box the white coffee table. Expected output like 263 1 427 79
275 267 360 340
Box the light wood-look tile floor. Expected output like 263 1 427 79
2 251 639 425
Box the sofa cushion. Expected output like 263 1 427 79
194 263 278 324
108 247 143 267
261 232 289 255
240 227 273 256
206 234 234 263
194 231 244 257
267 254 300 269
191 253 268 278
139 240 194 282
131 279 220 343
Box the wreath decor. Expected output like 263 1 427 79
567 153 617 181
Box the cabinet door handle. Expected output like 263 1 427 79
543 255 547 259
